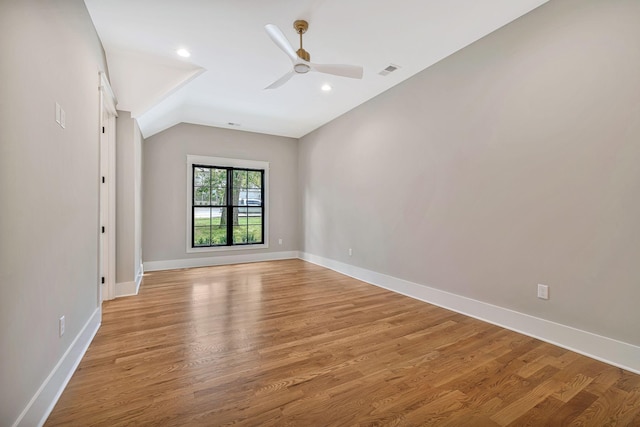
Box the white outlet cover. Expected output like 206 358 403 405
55 102 61 124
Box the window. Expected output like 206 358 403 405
187 156 269 252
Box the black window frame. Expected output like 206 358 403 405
191 164 265 248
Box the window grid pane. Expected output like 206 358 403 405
193 165 264 247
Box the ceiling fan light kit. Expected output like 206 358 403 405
264 19 363 89
294 63 311 74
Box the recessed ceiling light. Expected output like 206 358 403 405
321 84 332 92
176 48 191 58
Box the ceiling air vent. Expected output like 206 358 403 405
378 64 400 76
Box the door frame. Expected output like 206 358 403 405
99 72 117 302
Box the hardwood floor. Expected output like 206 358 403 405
46 259 640 426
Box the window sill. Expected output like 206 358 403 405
186 243 269 254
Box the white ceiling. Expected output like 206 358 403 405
84 0 549 139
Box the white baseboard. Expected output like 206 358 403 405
143 250 298 272
299 252 640 375
114 264 144 299
14 307 101 427
114 280 140 298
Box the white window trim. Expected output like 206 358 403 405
186 155 269 253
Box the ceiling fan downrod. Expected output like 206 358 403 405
294 20 310 62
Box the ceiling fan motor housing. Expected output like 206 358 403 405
296 48 310 62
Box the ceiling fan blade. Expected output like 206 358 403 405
311 63 363 79
265 71 295 90
265 24 298 63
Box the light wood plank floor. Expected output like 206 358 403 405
46 259 640 426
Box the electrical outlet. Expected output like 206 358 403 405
348 248 353 256
59 315 65 337
537 284 549 300
278 238 282 245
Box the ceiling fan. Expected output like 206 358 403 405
264 20 364 89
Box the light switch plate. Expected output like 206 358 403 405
537 284 549 300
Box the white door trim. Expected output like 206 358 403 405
99 72 117 302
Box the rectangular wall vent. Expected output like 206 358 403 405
378 64 401 76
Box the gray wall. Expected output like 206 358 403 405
116 111 144 284
0 0 108 423
143 124 298 263
299 0 640 346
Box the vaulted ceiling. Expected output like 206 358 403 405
84 0 549 138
